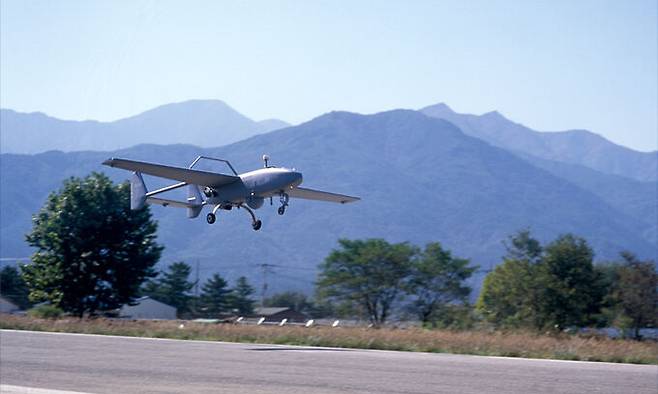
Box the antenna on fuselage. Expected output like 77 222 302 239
262 154 270 168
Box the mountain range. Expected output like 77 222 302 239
0 100 290 154
420 103 657 182
1 103 655 294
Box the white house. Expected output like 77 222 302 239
119 296 177 320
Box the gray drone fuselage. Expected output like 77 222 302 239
208 167 303 208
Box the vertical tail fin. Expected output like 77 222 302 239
130 172 147 210
186 184 204 218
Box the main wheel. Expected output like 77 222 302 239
206 213 216 224
277 206 286 215
252 220 262 231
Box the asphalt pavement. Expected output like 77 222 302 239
1 330 656 394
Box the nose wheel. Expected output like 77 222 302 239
278 193 289 215
206 213 216 224
252 220 262 230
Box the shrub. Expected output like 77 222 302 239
27 304 64 319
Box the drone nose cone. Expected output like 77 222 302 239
290 171 303 186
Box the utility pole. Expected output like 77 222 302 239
260 263 275 307
194 260 200 313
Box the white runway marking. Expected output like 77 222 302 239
1 385 93 394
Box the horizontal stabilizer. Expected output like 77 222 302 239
146 196 201 209
288 187 359 204
103 158 240 187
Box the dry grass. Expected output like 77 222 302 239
1 314 656 364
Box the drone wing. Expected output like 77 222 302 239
103 158 240 187
288 187 359 204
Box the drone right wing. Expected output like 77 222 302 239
288 187 360 204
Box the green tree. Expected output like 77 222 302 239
592 262 622 327
407 242 476 325
143 261 194 317
613 252 658 338
503 228 542 263
230 276 255 315
535 234 600 329
477 259 537 327
199 273 232 317
22 173 162 317
0 265 31 309
316 239 416 326
477 230 543 328
263 291 314 314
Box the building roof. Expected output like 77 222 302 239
254 307 291 316
0 296 20 310
129 296 175 308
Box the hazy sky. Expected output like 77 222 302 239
1 1 656 151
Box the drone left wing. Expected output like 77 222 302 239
288 187 360 204
103 158 240 187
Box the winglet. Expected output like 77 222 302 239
186 184 204 218
130 172 147 210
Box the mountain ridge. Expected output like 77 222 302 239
0 100 290 154
420 102 657 181
2 109 655 293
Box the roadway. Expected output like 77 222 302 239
1 330 656 393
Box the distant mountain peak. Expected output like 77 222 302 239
256 118 291 133
480 110 508 121
419 102 456 115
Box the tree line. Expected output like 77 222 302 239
1 173 656 339
314 231 657 338
141 261 257 318
477 230 658 338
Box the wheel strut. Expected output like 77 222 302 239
278 192 289 215
239 203 262 231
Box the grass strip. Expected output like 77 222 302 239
1 314 656 364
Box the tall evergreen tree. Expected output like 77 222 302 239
199 273 232 317
22 173 162 317
230 276 255 315
0 265 31 309
503 228 542 263
143 261 194 317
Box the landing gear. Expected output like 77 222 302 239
239 203 262 231
208 203 262 230
278 193 289 215
252 220 262 231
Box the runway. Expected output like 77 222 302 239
1 330 656 394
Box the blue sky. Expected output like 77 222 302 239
1 0 656 151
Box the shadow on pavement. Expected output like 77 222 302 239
248 347 354 352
